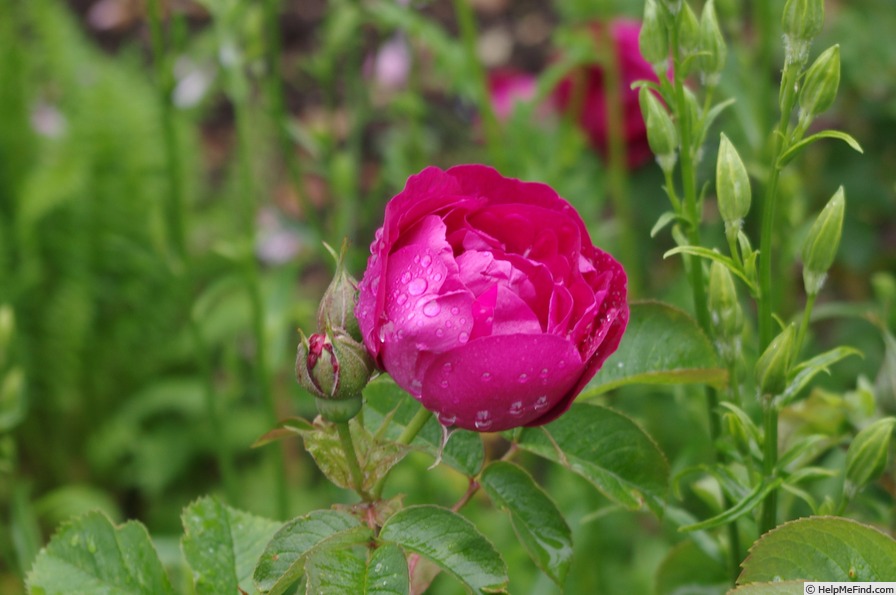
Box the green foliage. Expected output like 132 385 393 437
26 511 174 595
737 517 896 583
379 505 508 593
584 301 727 395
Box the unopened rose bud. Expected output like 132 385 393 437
296 329 373 422
318 242 363 341
755 324 796 397
802 187 845 296
782 0 824 65
698 0 727 85
798 45 840 125
708 261 743 359
639 87 678 172
716 133 751 241
639 0 670 71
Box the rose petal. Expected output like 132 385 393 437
420 333 584 431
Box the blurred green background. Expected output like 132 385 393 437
1 0 893 592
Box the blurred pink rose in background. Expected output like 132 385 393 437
356 165 629 432
553 20 660 168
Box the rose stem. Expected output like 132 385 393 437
146 0 240 507
336 421 368 499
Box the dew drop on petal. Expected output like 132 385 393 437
400 271 412 284
408 278 427 296
396 293 408 306
534 395 549 410
409 379 423 395
474 410 493 431
518 373 529 383
540 368 549 378
438 412 456 426
509 401 524 417
480 372 492 382
421 254 432 267
442 362 453 373
423 300 441 317
436 328 445 337
450 306 460 315
433 273 443 282
458 332 469 344
439 379 449 388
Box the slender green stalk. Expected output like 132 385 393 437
600 23 642 297
795 292 817 356
452 0 502 166
667 13 739 577
336 422 366 497
216 13 289 519
757 60 801 535
760 398 779 533
146 0 239 505
262 0 320 232
372 408 433 499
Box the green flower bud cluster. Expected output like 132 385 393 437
802 187 845 296
296 243 374 422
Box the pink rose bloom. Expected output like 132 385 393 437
356 165 629 432
554 20 659 168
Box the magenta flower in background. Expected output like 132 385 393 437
355 165 629 432
487 70 540 121
554 20 659 168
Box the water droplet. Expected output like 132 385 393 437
439 379 449 388
438 412 456 426
474 410 493 430
414 254 420 263
374 563 383 572
433 272 443 282
396 293 408 306
436 328 445 337
408 278 427 295
423 300 441 317
481 372 492 382
400 271 411 284
450 306 460 315
509 401 524 417
421 254 432 267
442 362 453 373
558 359 566 368
409 379 423 395
458 332 469 344
534 395 549 410
87 539 97 554
518 373 529 383
540 368 549 377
